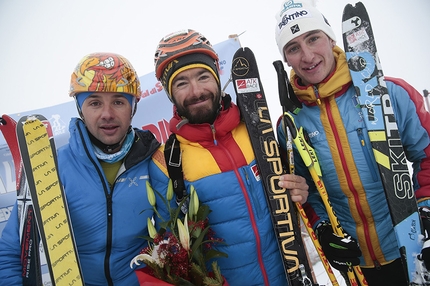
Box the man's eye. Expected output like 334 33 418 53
175 81 186 88
89 101 100 106
309 36 319 43
286 46 298 54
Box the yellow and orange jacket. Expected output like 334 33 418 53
277 46 430 268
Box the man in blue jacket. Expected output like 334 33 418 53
274 1 430 285
148 29 310 286
0 52 160 285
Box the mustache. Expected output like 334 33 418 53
184 93 212 107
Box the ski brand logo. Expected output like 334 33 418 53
231 56 249 77
251 164 260 181
235 78 260 94
279 0 303 16
342 16 362 34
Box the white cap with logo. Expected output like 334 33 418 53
275 0 336 60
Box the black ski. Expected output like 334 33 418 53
342 2 428 284
231 47 317 286
272 61 341 286
16 114 84 286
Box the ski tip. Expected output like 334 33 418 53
233 46 252 56
0 114 15 127
343 1 367 12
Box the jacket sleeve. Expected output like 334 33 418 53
0 202 24 285
386 77 430 205
149 148 175 227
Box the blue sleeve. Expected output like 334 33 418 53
148 160 175 228
386 79 430 203
0 202 24 285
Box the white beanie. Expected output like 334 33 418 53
275 0 336 61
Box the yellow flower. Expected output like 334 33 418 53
177 214 190 251
146 181 156 207
166 179 174 201
188 185 199 219
147 217 157 239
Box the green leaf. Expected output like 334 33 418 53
204 249 228 261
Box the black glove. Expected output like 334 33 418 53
316 221 362 272
419 207 430 270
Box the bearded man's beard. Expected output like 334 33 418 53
175 89 221 124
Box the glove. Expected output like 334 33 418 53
316 221 362 272
419 207 430 270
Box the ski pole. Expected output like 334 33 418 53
283 112 367 286
283 122 340 286
273 61 339 286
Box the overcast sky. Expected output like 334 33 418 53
1 0 429 120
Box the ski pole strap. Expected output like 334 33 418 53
163 133 188 212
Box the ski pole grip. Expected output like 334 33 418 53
273 60 290 108
272 60 302 114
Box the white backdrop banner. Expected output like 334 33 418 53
0 37 241 236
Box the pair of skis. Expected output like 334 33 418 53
0 114 83 285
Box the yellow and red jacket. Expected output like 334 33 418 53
150 96 288 286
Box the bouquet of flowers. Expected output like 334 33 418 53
130 180 228 286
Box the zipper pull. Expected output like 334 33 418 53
357 128 365 146
211 125 217 146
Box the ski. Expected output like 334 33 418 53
231 46 317 286
1 114 46 285
16 114 84 286
342 2 427 284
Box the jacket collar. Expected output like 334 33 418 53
169 94 240 144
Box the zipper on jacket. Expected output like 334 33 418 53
313 86 322 105
357 128 378 181
217 140 269 286
242 168 263 219
211 124 217 146
322 93 379 266
104 192 113 286
77 122 114 285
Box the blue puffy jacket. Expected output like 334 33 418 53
277 47 430 268
0 117 160 285
150 96 288 286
